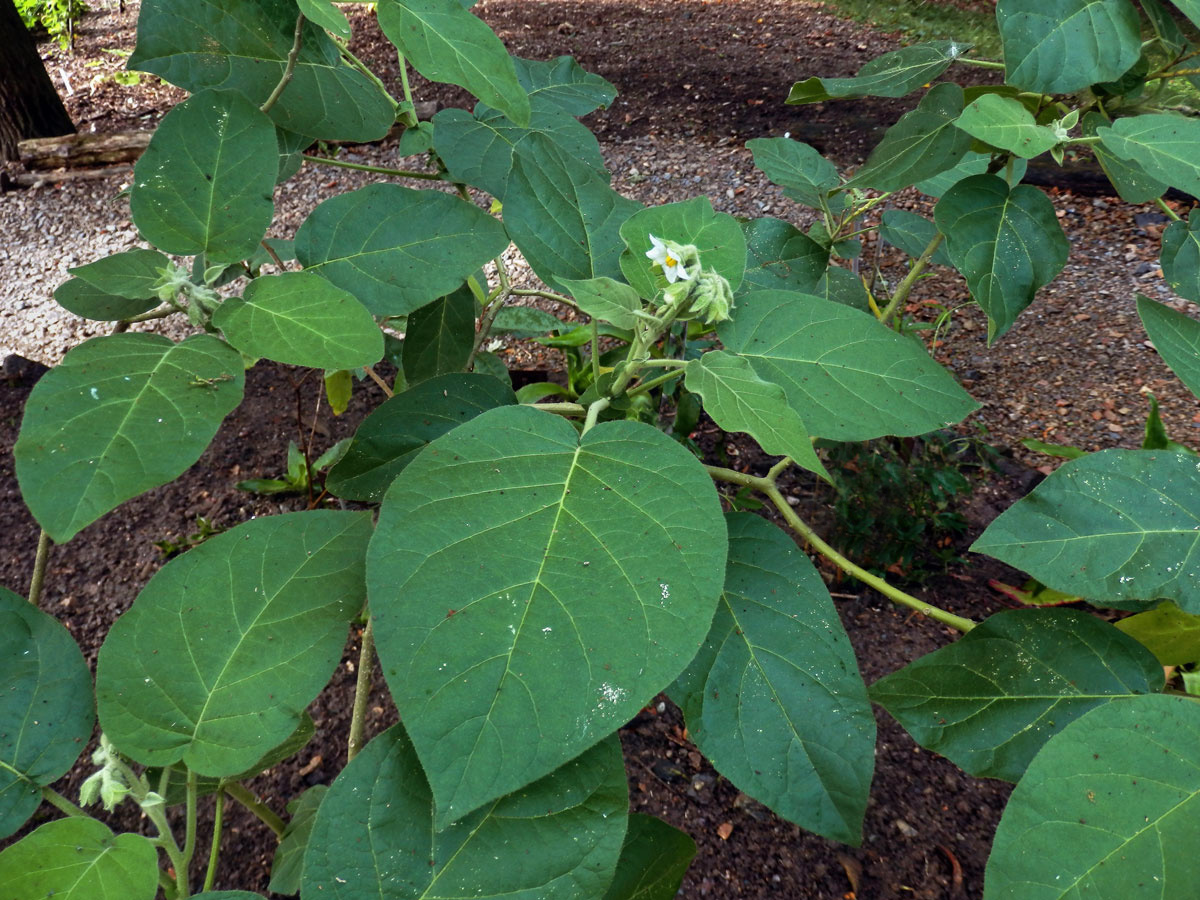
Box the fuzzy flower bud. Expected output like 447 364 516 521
689 270 734 324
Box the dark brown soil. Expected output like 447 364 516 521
5 1 1191 899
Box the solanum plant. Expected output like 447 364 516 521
4 0 1200 896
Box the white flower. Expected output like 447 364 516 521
646 234 694 284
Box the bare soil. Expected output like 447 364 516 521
3 1 1198 898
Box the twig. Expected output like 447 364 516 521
261 15 304 115
28 530 51 606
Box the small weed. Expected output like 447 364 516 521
153 517 224 560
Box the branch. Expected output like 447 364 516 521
261 15 304 115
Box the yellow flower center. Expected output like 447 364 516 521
665 254 677 267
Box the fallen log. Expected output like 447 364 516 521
2 164 134 190
17 130 151 171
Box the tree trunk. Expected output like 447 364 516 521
0 0 75 162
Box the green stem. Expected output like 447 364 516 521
28 530 51 606
765 456 793 482
144 804 189 897
41 785 87 818
582 398 611 434
302 155 441 180
638 358 687 369
704 465 976 633
590 319 601 384
347 618 375 762
878 231 944 325
510 288 578 308
119 305 177 326
624 368 684 397
955 57 1006 69
338 42 397 109
260 14 304 115
182 770 198 870
466 259 510 371
203 787 225 892
396 50 418 127
530 402 587 416
224 783 286 837
1156 197 1183 222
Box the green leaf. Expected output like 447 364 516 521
787 40 971 104
213 272 383 370
295 183 510 316
297 0 349 37
1142 392 1191 453
600 813 696 900
1116 601 1200 665
268 785 328 896
504 140 641 286
684 351 828 479
195 894 267 899
0 586 94 839
934 174 1069 342
1138 294 1200 401
326 373 516 501
53 278 160 322
325 367 353 415
619 196 746 299
1097 113 1200 199
302 724 628 898
513 55 616 116
368 405 726 826
1079 112 1166 204
671 514 875 844
871 609 1162 782
397 119 434 156
996 0 1142 94
746 137 843 211
844 83 972 192
14 334 244 542
739 217 829 296
718 290 978 440
276 128 313 184
954 94 1062 158
878 210 953 266
814 266 871 311
377 0 530 127
401 282 476 385
559 276 644 330
68 248 171 299
1161 216 1200 304
130 90 276 263
973 448 1200 611
985 694 1200 898
128 0 394 141
0 818 158 900
472 349 511 386
914 150 1028 198
96 511 371 775
1142 0 1188 55
490 306 568 337
432 105 606 200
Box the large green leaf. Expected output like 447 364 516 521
401 282 476 385
297 0 349 37
996 0 1142 94
870 609 1162 782
14 333 244 543
128 0 394 141
914 150 1028 198
844 83 972 192
558 276 643 330
684 351 828 478
0 818 158 900
1097 113 1200 199
326 373 516 502
432 105 606 200
739 217 829 296
1138 294 1200 399
96 511 371 775
670 514 875 844
1080 112 1166 204
1116 601 1200 665
718 290 978 440
954 94 1062 158
1160 216 1200 304
619 196 746 299
0 586 94 839
53 277 160 322
814 266 871 311
600 813 696 900
934 174 1068 342
513 55 616 117
745 137 843 211
213 272 383 370
68 248 171 299
130 90 276 263
377 0 530 127
302 724 628 898
268 785 328 896
295 183 510 316
504 140 641 286
878 210 953 266
973 449 1200 611
787 40 970 104
368 405 726 826
985 694 1200 898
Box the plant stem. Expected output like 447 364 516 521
261 14 304 115
1156 197 1183 222
40 785 87 818
396 51 418 127
302 155 441 180
956 57 1006 69
765 456 793 482
347 618 375 762
338 43 396 109
224 783 286 837
878 231 944 325
639 358 688 369
144 804 189 897
624 368 684 397
467 260 511 371
704 464 976 633
203 788 225 892
260 240 286 271
510 288 579 310
182 769 198 870
363 365 394 398
119 305 178 327
28 530 51 606
590 320 601 383
530 402 587 416
583 398 611 434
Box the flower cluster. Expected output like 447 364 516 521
645 234 733 324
